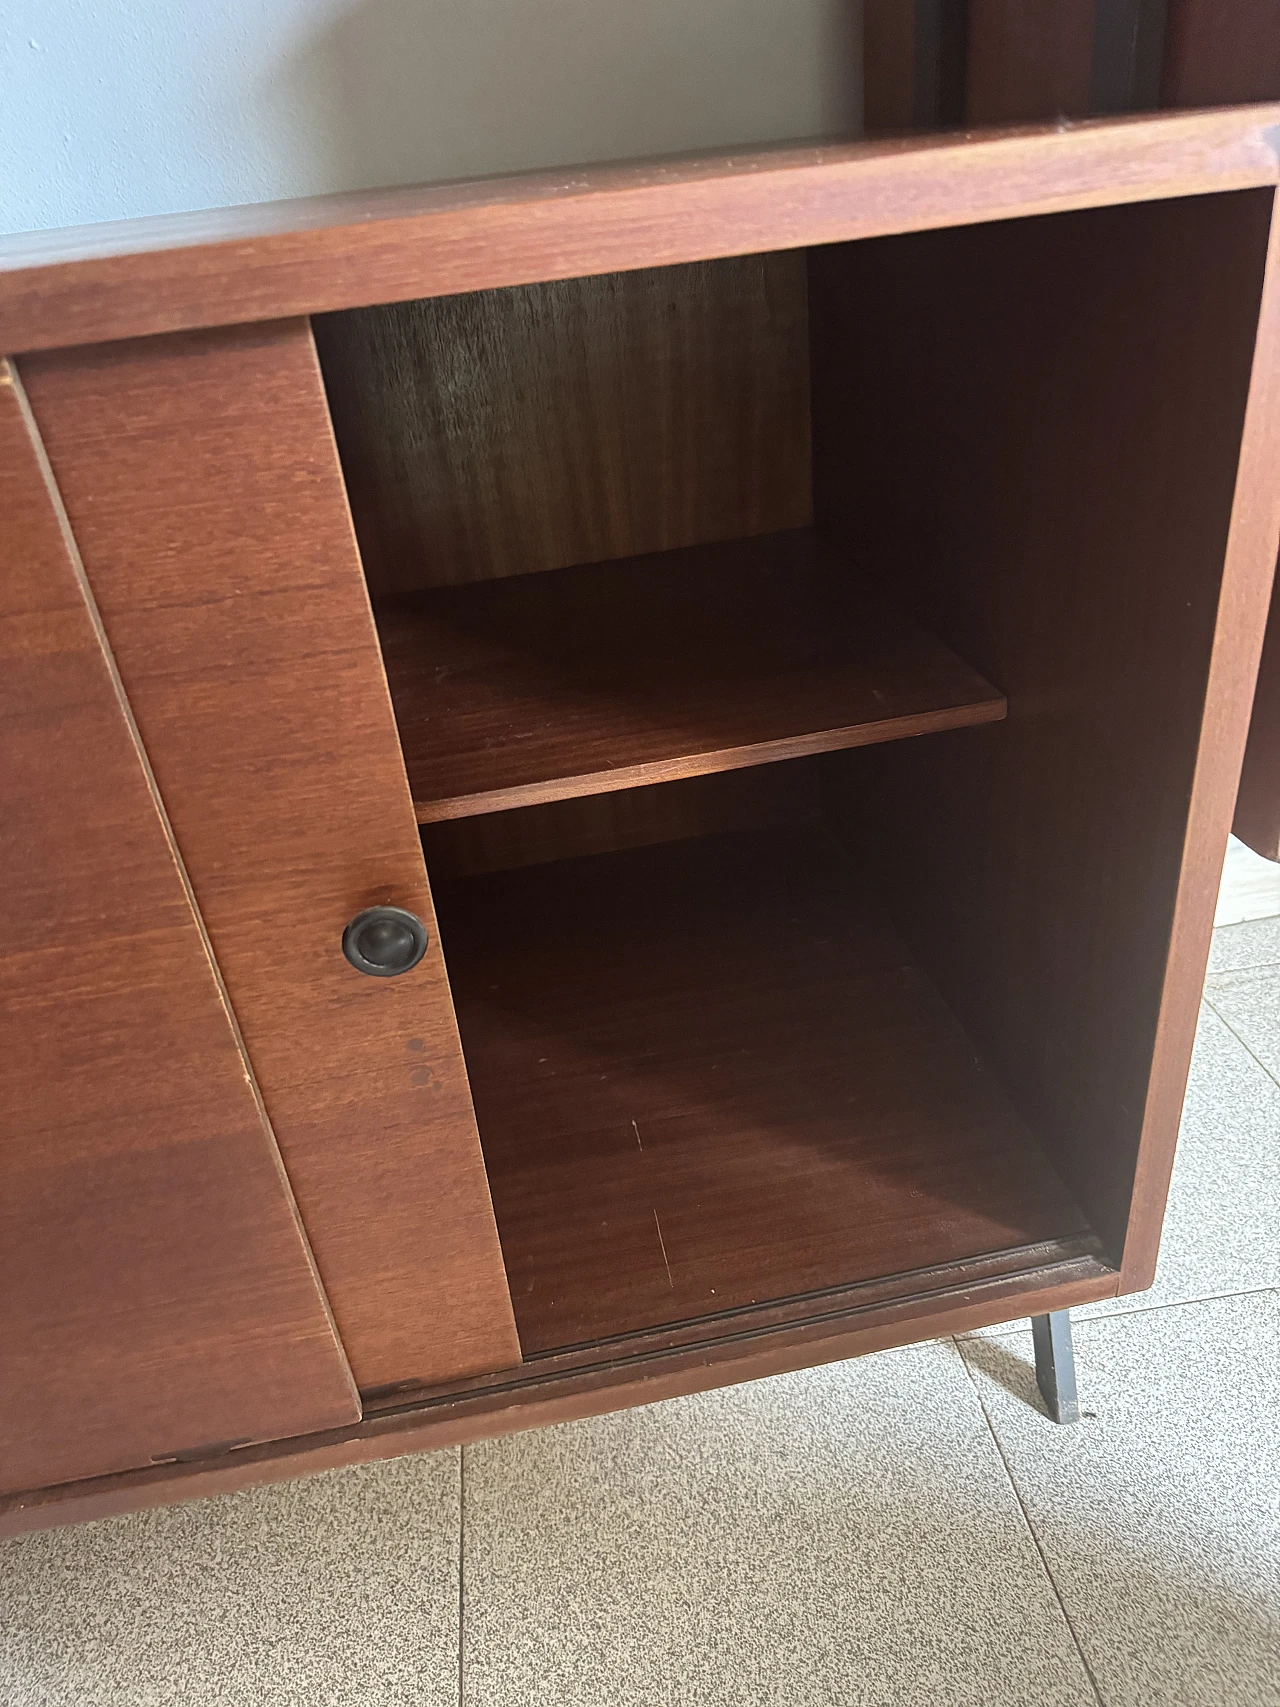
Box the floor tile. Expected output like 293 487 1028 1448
1204 963 1280 1084
1207 915 1280 975
462 1339 1095 1707
1213 835 1280 929
0 1452 461 1707
961 1295 1280 1707
968 1005 1280 1338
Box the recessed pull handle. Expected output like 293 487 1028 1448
342 906 429 977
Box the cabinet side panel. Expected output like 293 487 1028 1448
0 363 359 1496
1159 1 1280 860
19 323 521 1392
958 0 1280 863
810 191 1280 1276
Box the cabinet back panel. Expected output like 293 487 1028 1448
0 364 359 1495
314 252 812 593
19 323 522 1394
422 761 825 880
811 189 1279 1275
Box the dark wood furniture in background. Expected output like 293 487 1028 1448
3 101 1280 1535
864 0 1280 859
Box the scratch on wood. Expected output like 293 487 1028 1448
653 1210 673 1290
632 1119 643 1152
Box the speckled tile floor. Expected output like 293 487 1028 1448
3 914 1279 1706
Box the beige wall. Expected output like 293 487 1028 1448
2 0 862 235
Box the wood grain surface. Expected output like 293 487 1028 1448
811 187 1280 1284
1157 2 1280 860
377 530 1006 822
435 828 1089 1352
1125 197 1280 1263
421 763 826 881
2 110 1279 354
911 0 1280 868
315 254 811 592
0 361 359 1496
18 323 521 1394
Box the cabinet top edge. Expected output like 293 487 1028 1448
3 105 1279 356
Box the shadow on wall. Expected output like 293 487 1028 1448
273 0 862 197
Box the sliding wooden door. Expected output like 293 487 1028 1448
19 323 521 1395
0 362 359 1495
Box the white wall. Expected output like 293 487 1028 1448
1 0 861 235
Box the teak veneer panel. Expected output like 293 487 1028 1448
0 363 359 1494
379 531 1006 822
1156 2 1280 862
2 110 1279 353
436 829 1090 1353
18 322 521 1395
811 188 1280 1282
316 254 811 592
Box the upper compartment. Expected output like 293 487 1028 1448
312 251 1007 822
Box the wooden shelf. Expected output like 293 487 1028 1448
376 529 1006 822
435 828 1090 1354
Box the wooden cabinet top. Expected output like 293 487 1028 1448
2 105 1279 353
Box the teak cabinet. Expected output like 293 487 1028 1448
3 105 1280 1535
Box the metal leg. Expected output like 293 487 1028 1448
1031 1309 1080 1424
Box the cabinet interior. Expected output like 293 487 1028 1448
313 187 1271 1360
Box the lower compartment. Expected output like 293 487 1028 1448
433 823 1094 1356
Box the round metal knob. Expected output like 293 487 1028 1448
342 906 429 977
